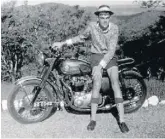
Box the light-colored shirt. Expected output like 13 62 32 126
71 22 119 65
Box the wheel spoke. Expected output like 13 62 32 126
18 107 25 114
123 77 146 112
20 86 31 103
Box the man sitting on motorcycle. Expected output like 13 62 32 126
52 5 129 133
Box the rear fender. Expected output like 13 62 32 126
119 67 140 74
121 70 143 79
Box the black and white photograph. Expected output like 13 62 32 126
1 0 165 138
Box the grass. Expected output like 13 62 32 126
144 79 165 101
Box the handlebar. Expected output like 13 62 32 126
49 43 74 58
49 46 57 53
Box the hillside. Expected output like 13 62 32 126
120 10 165 42
14 3 165 29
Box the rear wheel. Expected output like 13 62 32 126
120 71 147 114
7 80 56 124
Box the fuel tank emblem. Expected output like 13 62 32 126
64 65 70 71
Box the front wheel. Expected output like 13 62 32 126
120 71 147 114
7 79 56 124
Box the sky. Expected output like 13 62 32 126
1 0 137 7
2 0 164 15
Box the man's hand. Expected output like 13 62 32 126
52 42 65 50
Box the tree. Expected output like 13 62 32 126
135 0 165 8
1 1 34 82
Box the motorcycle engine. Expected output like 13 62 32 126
64 75 94 108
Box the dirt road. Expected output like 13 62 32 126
1 105 165 138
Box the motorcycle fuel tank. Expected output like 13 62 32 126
59 59 92 75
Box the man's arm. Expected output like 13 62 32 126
99 25 119 68
65 24 92 45
52 24 92 49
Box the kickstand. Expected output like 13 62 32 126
57 101 65 111
57 105 63 111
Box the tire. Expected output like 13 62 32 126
7 79 56 124
121 71 147 114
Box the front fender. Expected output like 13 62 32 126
15 76 60 100
15 76 42 85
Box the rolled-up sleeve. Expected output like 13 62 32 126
102 25 119 65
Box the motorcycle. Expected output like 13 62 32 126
7 44 147 124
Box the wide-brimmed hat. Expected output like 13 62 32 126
94 5 114 16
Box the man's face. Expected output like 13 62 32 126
98 12 111 30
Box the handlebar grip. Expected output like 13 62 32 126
49 46 57 54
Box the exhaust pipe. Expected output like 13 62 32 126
102 96 140 110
